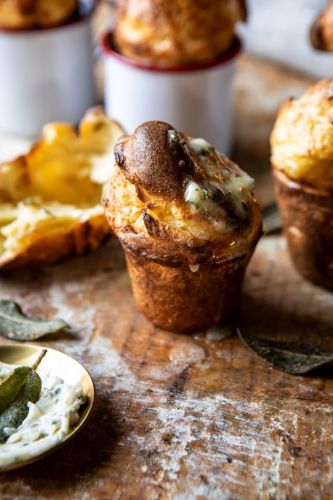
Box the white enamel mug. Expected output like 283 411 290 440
0 1 97 136
102 33 241 154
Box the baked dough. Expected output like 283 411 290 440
0 108 124 269
103 120 261 266
311 0 333 52
271 78 333 192
103 120 261 333
0 0 78 29
114 0 246 66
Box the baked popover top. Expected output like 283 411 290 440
271 78 333 192
103 121 261 266
0 0 77 29
114 0 246 66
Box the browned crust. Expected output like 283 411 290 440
0 213 109 271
114 0 246 66
273 168 333 289
114 122 194 199
310 0 333 52
103 185 262 268
125 247 252 333
104 120 262 266
0 0 78 29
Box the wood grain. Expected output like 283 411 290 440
1 57 332 499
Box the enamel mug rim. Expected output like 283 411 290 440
101 33 242 73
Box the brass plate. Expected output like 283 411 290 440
0 343 94 472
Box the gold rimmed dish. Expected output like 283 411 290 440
0 343 94 472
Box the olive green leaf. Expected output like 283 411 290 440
0 350 45 443
237 328 333 375
0 371 42 443
0 300 68 341
0 366 32 414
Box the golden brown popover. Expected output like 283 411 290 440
113 0 247 66
271 78 333 193
0 0 78 29
271 78 333 288
103 121 262 333
0 108 124 270
311 0 333 51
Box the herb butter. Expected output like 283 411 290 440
0 364 85 470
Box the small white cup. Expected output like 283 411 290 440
101 33 241 155
0 1 97 137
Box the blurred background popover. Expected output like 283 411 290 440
271 78 333 193
271 78 333 289
0 0 78 29
311 0 333 52
113 0 247 66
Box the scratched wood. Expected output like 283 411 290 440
1 58 333 499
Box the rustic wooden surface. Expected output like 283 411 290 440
1 58 333 499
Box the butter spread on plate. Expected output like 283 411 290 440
0 364 85 470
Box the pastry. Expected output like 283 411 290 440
0 0 78 29
310 0 333 51
0 108 124 269
271 78 333 288
113 0 247 67
103 121 262 333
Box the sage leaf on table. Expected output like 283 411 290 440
0 300 68 341
237 328 333 375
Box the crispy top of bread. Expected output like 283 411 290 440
311 0 333 52
271 78 333 192
0 0 78 29
114 0 246 66
103 121 262 266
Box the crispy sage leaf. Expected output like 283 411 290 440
0 367 32 414
0 300 68 341
0 370 42 443
237 329 333 375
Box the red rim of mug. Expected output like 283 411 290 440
0 0 96 33
101 32 242 73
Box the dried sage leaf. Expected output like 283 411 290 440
0 300 68 341
0 366 32 414
0 402 28 443
18 370 42 404
237 328 333 375
0 370 42 443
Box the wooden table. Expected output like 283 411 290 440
1 57 333 499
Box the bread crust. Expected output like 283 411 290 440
0 212 108 270
104 121 262 267
270 78 333 193
273 168 333 289
0 0 78 29
114 0 246 66
311 0 333 52
0 108 124 270
125 248 251 333
103 120 261 332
